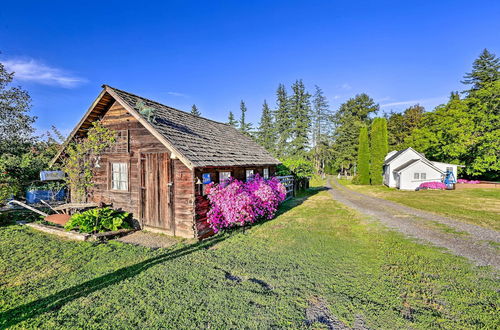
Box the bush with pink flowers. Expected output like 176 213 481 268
419 181 447 190
457 179 480 184
206 174 287 232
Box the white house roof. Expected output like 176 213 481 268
384 147 427 165
393 158 444 174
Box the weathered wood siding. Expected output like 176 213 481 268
89 101 195 238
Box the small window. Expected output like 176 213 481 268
246 169 254 181
108 130 129 153
263 168 269 179
219 171 231 183
111 163 128 191
414 173 420 180
421 173 426 180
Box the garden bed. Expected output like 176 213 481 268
455 182 500 189
22 221 135 241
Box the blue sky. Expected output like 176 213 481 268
1 1 499 136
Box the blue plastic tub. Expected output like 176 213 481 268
26 189 66 204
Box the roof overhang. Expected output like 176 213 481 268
50 85 195 170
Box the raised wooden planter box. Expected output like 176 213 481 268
23 222 135 241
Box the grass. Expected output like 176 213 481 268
0 183 498 329
338 179 500 231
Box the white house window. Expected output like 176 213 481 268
421 173 426 180
263 168 269 179
111 163 128 191
219 171 231 183
246 169 254 181
414 173 420 180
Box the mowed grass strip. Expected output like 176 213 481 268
338 179 500 231
0 185 498 328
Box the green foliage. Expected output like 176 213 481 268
386 104 424 150
288 79 311 158
311 85 333 174
356 126 370 185
462 49 500 92
1 188 498 328
0 61 35 156
64 207 131 233
238 100 253 135
227 111 237 127
256 100 275 153
331 93 379 174
274 83 290 158
61 121 116 202
280 157 314 179
370 118 388 185
190 104 201 116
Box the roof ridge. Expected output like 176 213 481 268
103 84 233 128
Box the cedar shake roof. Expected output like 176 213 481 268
107 86 280 168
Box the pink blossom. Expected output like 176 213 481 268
419 181 447 190
206 174 286 232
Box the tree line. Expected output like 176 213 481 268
225 49 499 181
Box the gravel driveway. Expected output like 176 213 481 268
327 177 500 269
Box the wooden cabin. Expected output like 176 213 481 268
53 85 280 239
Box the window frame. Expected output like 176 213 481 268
263 168 269 179
420 172 426 180
219 171 231 183
245 169 254 181
110 162 129 192
413 172 420 180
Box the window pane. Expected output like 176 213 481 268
414 173 419 180
263 168 269 179
421 173 426 180
219 171 231 182
111 163 128 191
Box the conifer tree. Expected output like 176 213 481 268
190 104 201 116
462 49 500 91
357 125 370 185
227 111 238 128
275 84 290 158
370 117 388 185
311 85 332 173
238 100 252 135
256 100 275 152
288 79 311 158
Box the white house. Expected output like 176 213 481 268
383 147 461 190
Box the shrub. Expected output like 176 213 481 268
65 207 131 233
206 174 286 233
457 179 480 184
419 181 447 190
280 158 314 179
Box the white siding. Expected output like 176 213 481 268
398 161 442 190
384 149 423 188
431 162 458 180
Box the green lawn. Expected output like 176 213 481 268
338 179 500 231
0 184 498 329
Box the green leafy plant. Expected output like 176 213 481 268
279 158 314 179
61 121 116 202
64 207 131 233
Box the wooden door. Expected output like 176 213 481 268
140 153 172 229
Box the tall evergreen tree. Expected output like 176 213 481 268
370 118 388 185
357 126 370 185
238 100 252 135
288 79 311 158
462 49 500 91
274 84 290 158
190 104 201 116
331 94 379 174
227 111 238 128
256 100 275 152
311 85 332 173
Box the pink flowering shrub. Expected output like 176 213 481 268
457 179 480 184
206 174 286 232
419 181 447 190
